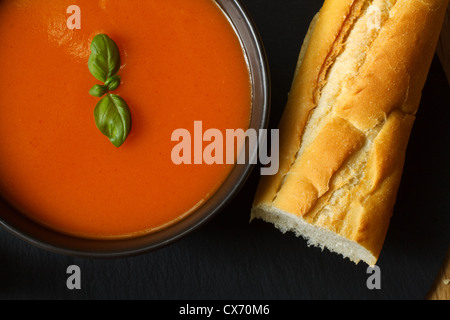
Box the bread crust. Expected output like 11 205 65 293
252 0 449 265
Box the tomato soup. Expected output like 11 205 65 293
0 0 251 239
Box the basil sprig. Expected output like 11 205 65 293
88 34 131 148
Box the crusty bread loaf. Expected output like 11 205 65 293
251 0 449 266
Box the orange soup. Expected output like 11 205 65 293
0 0 251 239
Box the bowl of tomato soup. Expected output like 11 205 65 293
0 0 269 257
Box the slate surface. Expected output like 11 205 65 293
0 0 449 300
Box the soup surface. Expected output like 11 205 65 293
0 0 251 239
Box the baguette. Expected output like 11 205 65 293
251 0 449 266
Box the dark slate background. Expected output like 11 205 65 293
0 0 449 300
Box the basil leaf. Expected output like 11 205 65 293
94 94 132 148
89 84 108 97
88 34 121 83
105 75 121 91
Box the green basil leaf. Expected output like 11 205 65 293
105 75 121 91
89 84 108 97
88 34 121 83
94 94 132 148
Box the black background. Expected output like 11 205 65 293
0 0 449 300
